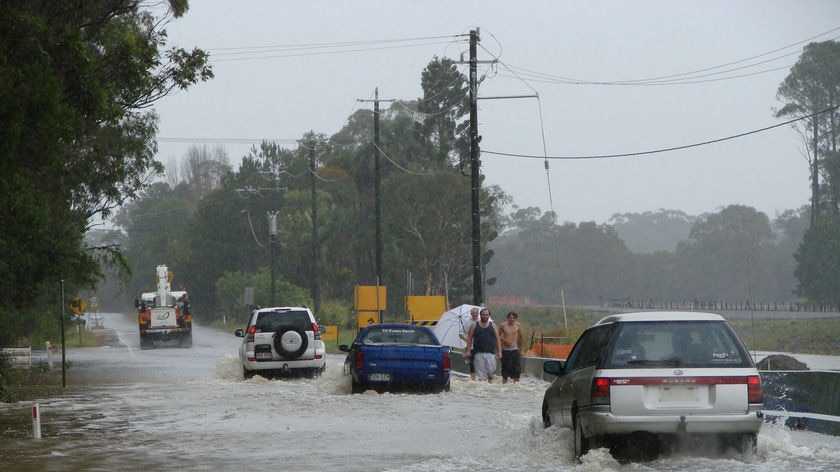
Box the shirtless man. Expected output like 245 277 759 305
498 311 524 383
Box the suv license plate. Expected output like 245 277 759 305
369 373 391 382
256 352 272 361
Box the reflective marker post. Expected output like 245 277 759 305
32 402 41 439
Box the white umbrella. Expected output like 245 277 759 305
433 304 483 349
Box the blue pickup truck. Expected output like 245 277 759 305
339 324 451 394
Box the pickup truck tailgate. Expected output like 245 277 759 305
363 345 448 381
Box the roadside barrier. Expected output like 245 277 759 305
1 347 32 368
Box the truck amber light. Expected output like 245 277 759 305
592 377 611 397
747 375 763 403
442 352 450 371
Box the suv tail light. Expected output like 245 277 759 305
312 323 322 340
747 375 763 403
591 377 611 404
246 325 255 343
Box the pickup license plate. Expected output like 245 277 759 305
369 373 391 382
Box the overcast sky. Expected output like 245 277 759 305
153 0 840 224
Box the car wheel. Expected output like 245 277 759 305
541 398 551 428
723 432 757 457
351 378 366 394
573 412 590 462
743 433 758 457
309 365 325 378
273 326 308 359
243 367 254 380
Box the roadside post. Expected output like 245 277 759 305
32 403 41 439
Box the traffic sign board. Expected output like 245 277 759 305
69 296 87 315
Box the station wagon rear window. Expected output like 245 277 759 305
604 321 752 369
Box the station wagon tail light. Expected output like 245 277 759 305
591 377 611 403
747 375 763 403
442 352 450 371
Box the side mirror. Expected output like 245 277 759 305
338 344 350 352
543 360 566 376
234 329 244 338
319 325 326 334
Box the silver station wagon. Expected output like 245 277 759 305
541 311 763 462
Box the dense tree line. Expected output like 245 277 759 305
776 40 840 305
487 206 808 307
112 58 507 327
0 1 211 351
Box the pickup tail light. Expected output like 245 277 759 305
747 375 763 403
591 377 611 404
355 351 364 369
442 352 450 371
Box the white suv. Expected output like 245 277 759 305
541 311 763 462
235 307 326 378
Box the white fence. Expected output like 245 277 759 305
1 343 61 368
1 347 32 368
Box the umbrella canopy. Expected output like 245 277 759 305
433 304 484 349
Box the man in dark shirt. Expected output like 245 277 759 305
465 308 502 382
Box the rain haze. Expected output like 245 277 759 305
153 0 840 224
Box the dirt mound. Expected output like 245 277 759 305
756 354 809 370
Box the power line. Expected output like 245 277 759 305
158 137 298 145
483 105 840 160
209 36 466 63
495 28 840 87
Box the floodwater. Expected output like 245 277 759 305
2 314 840 472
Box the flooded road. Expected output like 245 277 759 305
3 313 840 471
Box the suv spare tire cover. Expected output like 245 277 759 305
274 326 308 359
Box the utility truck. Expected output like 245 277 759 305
135 265 193 349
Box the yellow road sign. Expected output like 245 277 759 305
321 325 338 341
69 296 87 315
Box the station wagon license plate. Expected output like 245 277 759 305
369 373 391 382
659 386 700 402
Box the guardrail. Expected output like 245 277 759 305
1 347 32 368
